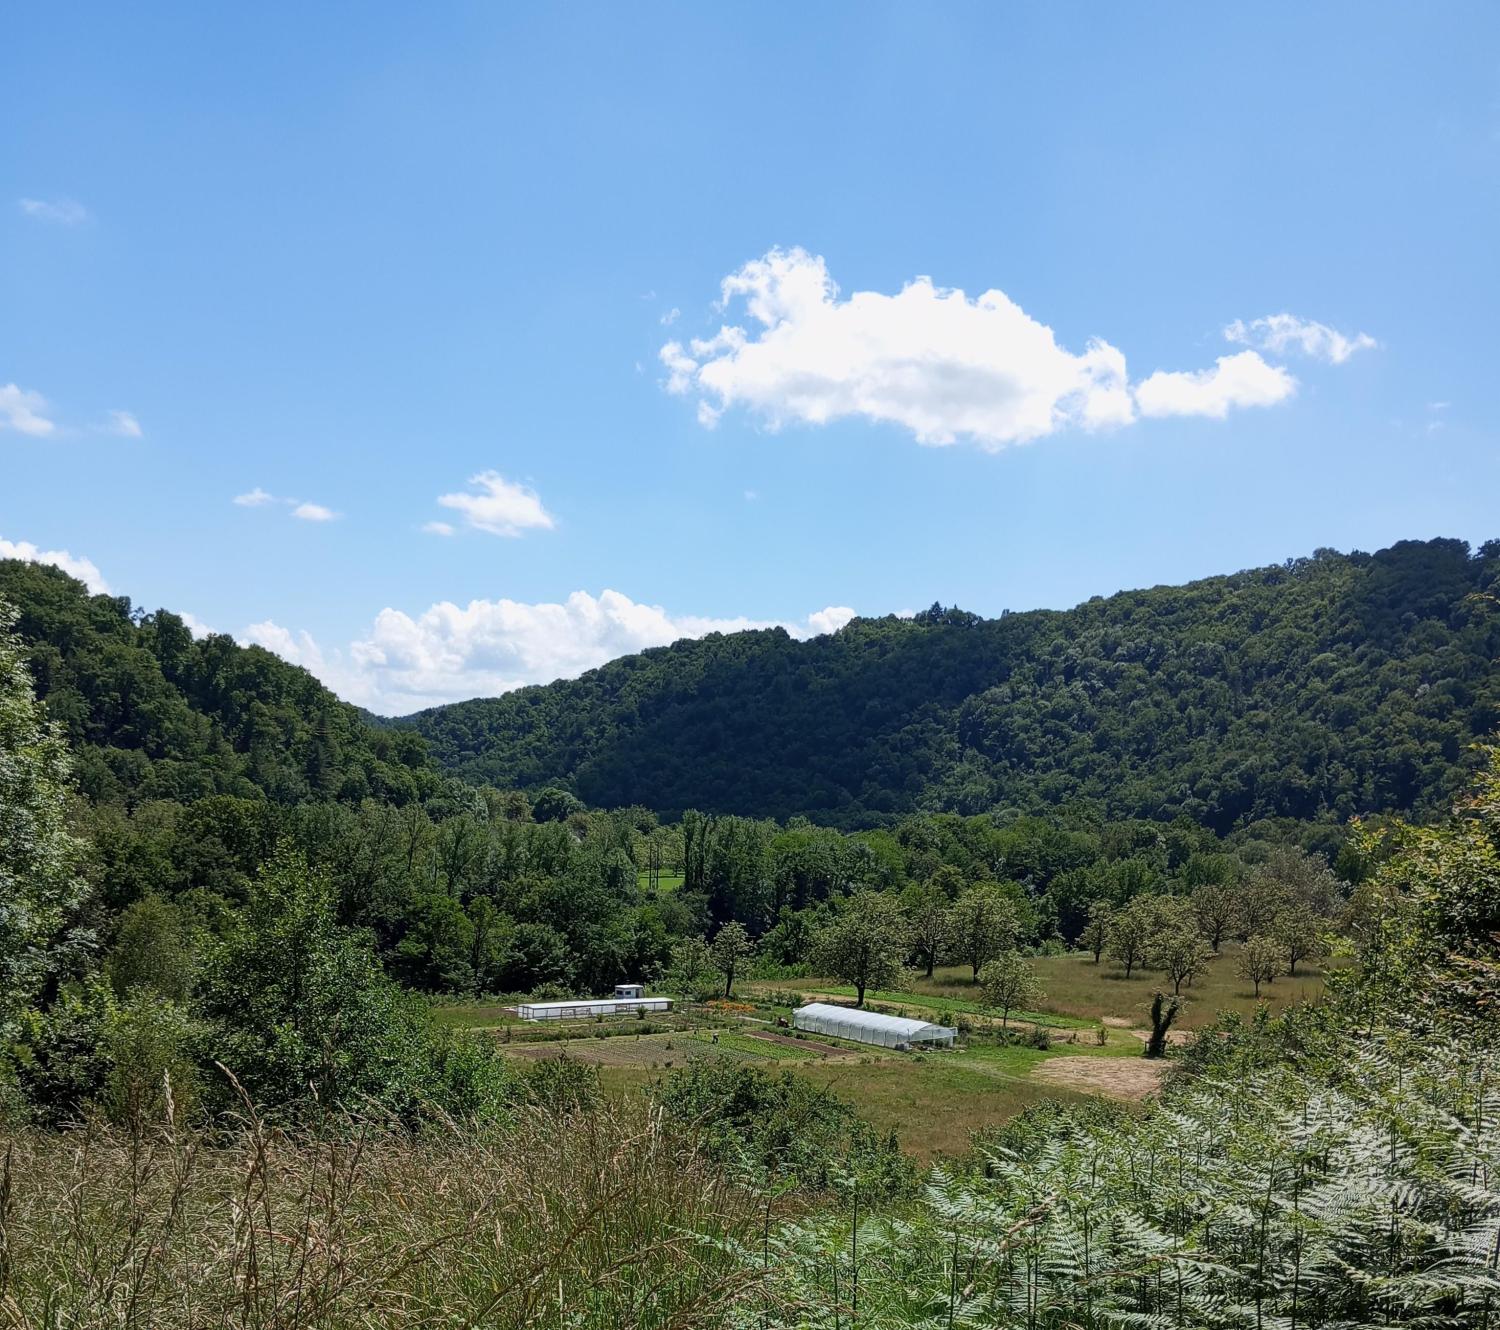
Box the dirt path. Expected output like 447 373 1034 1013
1030 1055 1167 1101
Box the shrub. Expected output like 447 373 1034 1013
653 1058 917 1199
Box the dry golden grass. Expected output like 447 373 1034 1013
0 1099 763 1329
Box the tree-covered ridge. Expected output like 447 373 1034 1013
404 538 1500 830
0 560 434 808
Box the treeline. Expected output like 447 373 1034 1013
404 538 1500 830
0 559 434 806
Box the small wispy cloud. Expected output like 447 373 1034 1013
234 488 340 521
0 383 56 437
105 409 142 438
660 307 680 326
422 520 456 537
1224 314 1376 365
435 471 554 538
291 502 338 522
19 197 89 226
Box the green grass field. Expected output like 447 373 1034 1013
443 942 1332 1161
756 945 1331 1032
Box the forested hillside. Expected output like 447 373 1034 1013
405 538 1500 830
0 560 434 808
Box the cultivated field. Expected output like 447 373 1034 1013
438 943 1331 1159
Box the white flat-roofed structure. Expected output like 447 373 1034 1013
792 1001 956 1049
517 994 671 1021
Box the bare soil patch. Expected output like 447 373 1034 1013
1030 1055 1167 1102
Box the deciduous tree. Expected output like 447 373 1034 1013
710 920 754 998
979 952 1043 1029
1237 935 1281 996
947 884 1020 980
812 892 910 1007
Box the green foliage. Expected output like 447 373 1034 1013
978 952 1043 1028
0 604 92 1040
1237 933 1282 995
0 560 435 808
652 1057 917 1198
811 891 911 1005
196 848 514 1123
665 935 720 1000
404 539 1500 829
107 893 195 1001
709 920 753 998
521 1052 602 1114
947 883 1021 978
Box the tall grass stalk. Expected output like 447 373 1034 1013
0 1095 762 1329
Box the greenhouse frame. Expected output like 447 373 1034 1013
791 1002 956 1049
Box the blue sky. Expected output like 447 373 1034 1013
4 4 1498 712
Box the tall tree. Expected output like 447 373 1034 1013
900 878 951 977
811 892 910 1007
1106 898 1155 978
1273 904 1325 977
0 606 91 1040
1191 881 1238 952
947 884 1020 980
1156 928 1211 995
1080 899 1114 964
709 920 754 999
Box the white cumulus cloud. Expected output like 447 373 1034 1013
1224 314 1376 365
0 537 110 594
436 471 555 538
0 384 57 437
1134 351 1297 420
662 248 1347 449
243 590 859 713
19 197 89 226
291 502 338 522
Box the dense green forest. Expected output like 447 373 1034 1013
3 543 1499 1326
0 560 435 808
404 538 1500 830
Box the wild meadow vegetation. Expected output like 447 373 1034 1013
2 539 1499 1326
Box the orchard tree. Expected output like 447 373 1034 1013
901 878 951 977
812 892 910 1007
1157 928 1211 995
1237 935 1281 997
1106 899 1155 978
1191 881 1238 952
710 920 754 998
1080 899 1114 963
0 606 91 1040
947 884 1020 980
979 952 1043 1030
1273 905 1326 977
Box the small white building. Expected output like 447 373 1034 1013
792 1001 956 1049
517 986 671 1021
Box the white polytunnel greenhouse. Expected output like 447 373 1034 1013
792 1002 956 1049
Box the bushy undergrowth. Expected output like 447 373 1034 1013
759 1029 1500 1327
0 1099 761 1329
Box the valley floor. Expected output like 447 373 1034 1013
438 946 1330 1159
